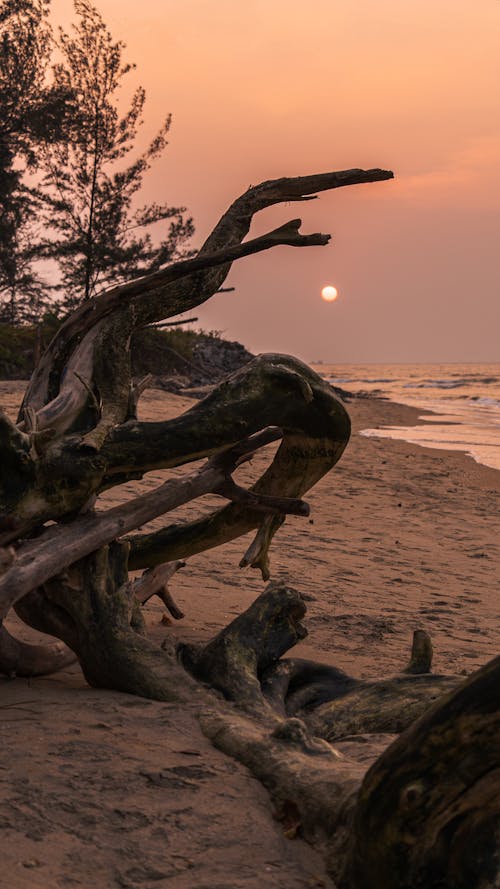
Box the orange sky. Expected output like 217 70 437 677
51 0 500 362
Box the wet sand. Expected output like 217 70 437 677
1 382 498 888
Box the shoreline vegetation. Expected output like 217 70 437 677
0 321 252 391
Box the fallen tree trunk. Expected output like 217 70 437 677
2 164 497 887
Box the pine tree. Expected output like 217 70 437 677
41 0 194 309
0 0 53 323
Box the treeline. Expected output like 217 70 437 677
0 318 199 379
0 0 193 325
0 319 253 384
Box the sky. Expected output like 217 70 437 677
51 0 500 363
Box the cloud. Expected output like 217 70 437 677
394 137 500 208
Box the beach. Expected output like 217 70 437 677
1 382 498 888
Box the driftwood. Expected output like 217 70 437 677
1 166 498 887
1 168 385 662
197 584 499 889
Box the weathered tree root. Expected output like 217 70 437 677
339 654 500 889
178 580 308 716
0 625 76 677
200 708 362 861
304 671 458 741
0 413 324 624
193 586 499 888
125 354 351 576
180 584 460 734
33 542 197 700
200 659 500 889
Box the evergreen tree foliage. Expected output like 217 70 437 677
0 0 53 323
41 0 194 308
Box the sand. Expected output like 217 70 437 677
1 381 498 888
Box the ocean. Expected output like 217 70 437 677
313 363 500 472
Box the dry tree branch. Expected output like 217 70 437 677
0 427 305 619
19 168 391 447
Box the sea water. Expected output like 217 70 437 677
313 363 500 471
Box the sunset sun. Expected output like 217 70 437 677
321 285 338 302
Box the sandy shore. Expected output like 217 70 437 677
1 382 498 888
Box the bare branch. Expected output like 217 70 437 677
128 373 153 420
0 425 292 618
132 559 185 607
112 356 350 579
0 460 222 620
214 476 309 516
20 167 391 446
239 516 281 581
153 316 199 327
157 587 185 620
18 320 105 438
